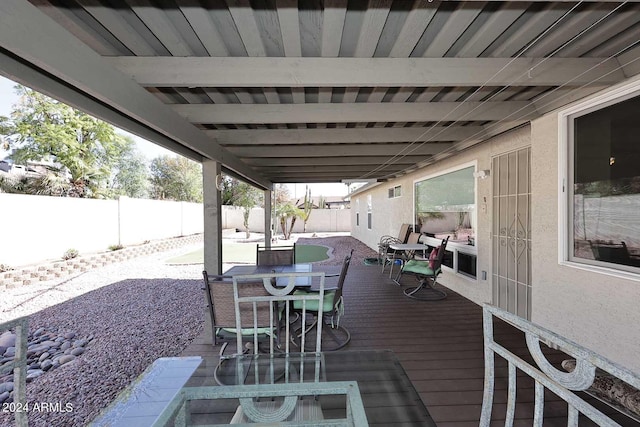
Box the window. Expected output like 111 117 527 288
566 91 640 274
415 165 477 278
355 199 359 227
367 195 372 230
388 185 401 198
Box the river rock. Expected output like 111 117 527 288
3 347 15 358
26 369 44 381
0 382 12 393
70 347 85 356
0 391 9 404
58 355 76 365
0 332 16 348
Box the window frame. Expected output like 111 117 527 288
558 79 640 281
367 195 372 230
388 185 402 199
413 161 478 280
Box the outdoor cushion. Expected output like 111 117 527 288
292 290 335 313
403 259 439 276
216 327 273 339
428 246 440 269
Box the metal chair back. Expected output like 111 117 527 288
202 271 272 347
232 271 326 355
256 244 296 265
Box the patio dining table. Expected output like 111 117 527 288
224 263 319 290
91 349 435 426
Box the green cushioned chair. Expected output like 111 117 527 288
202 271 276 360
397 236 449 301
292 249 353 351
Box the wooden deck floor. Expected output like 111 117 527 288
182 264 637 426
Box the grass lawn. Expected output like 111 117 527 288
166 243 330 264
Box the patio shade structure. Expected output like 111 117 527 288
0 0 639 188
1 0 639 279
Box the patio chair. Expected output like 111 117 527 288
202 271 273 359
257 243 295 265
292 249 354 351
384 232 423 279
378 223 413 272
397 236 449 301
229 271 326 423
589 240 640 267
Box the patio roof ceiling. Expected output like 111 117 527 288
1 0 639 190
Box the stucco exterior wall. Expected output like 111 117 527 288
530 80 640 375
351 76 640 375
351 126 531 306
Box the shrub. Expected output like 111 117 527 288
108 244 124 251
0 263 13 273
62 249 79 260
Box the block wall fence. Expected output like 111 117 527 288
0 193 349 267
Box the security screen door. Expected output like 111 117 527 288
492 147 532 319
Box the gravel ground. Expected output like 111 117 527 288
0 235 376 427
0 245 204 427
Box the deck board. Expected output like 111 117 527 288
182 263 639 426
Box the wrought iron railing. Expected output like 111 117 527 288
481 304 640 426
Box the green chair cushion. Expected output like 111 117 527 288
292 290 335 313
217 327 273 337
403 259 440 276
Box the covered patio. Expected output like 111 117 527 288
1 0 640 425
182 242 637 426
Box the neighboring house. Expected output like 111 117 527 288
0 160 11 173
293 196 349 210
350 77 640 375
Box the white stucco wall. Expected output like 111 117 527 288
351 76 640 375
0 194 203 266
222 207 350 234
351 126 531 306
530 79 640 375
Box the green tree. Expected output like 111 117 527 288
276 202 302 240
0 86 127 198
234 181 262 238
149 155 203 202
106 136 148 199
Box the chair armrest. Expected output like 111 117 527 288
297 287 339 293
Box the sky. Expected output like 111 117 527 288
0 76 348 197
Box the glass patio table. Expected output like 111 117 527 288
224 263 316 289
91 350 435 426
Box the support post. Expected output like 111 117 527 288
202 160 222 344
203 160 223 275
264 189 272 248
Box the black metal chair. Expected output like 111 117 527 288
293 249 353 351
256 243 296 265
378 223 413 272
397 236 449 301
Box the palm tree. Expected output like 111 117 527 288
276 202 303 240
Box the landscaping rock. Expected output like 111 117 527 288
0 328 90 393
0 332 16 348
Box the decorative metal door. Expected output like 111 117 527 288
492 147 531 319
